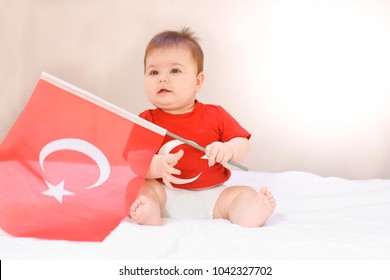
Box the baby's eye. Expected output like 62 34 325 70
149 70 158 76
170 68 181 74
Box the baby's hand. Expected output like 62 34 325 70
205 141 234 167
156 149 184 189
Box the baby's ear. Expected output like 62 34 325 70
195 72 205 92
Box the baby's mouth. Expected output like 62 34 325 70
158 88 171 94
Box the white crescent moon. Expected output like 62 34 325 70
159 139 183 155
39 138 111 189
158 139 203 185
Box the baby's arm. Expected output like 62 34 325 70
146 150 184 189
205 137 250 167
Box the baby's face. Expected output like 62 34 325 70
144 46 204 114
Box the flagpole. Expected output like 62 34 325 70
166 131 249 171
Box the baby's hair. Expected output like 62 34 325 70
144 27 204 74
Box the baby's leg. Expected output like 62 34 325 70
213 186 276 227
129 179 166 226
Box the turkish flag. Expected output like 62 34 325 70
0 73 165 241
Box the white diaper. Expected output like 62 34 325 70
162 185 230 219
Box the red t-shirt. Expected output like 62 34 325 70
139 101 251 189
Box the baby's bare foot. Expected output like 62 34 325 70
129 195 162 226
238 187 276 227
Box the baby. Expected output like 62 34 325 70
129 27 276 227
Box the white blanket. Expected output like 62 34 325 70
1 170 389 259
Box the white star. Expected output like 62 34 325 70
42 180 75 203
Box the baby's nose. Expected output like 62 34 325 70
159 74 168 83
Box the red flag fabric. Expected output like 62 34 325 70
0 72 165 241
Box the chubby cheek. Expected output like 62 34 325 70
144 79 155 94
144 80 156 102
